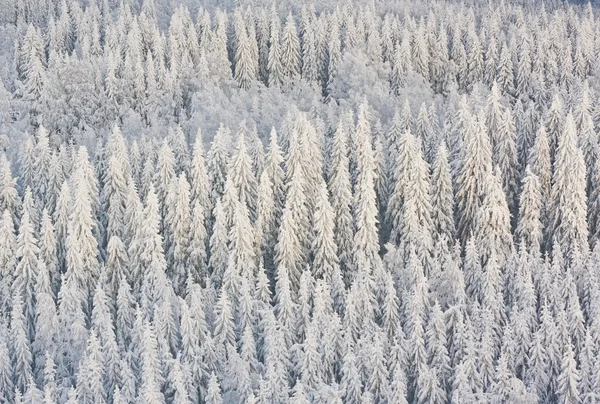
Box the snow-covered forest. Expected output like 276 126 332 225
1 0 600 402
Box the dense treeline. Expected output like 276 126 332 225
1 0 600 403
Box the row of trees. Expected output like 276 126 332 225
0 90 600 402
5 0 600 145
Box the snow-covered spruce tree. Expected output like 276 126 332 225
327 119 355 282
551 112 589 254
311 179 340 281
11 291 33 394
281 13 301 81
207 125 231 207
0 153 20 221
66 165 99 310
474 169 514 266
13 204 40 337
190 128 211 221
267 12 284 88
496 107 520 217
456 112 493 244
164 173 191 294
352 102 383 278
528 125 552 234
516 166 543 255
228 127 258 222
139 185 170 319
430 143 455 244
233 14 257 90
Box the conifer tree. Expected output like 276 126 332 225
11 292 33 394
456 112 493 242
206 125 231 204
281 13 301 81
139 185 169 318
0 322 14 403
352 102 382 275
431 143 455 243
66 166 99 307
229 128 258 221
474 169 514 265
399 132 434 263
234 18 256 90
0 154 20 220
496 108 520 215
190 128 211 219
275 166 307 290
551 113 589 253
13 206 40 334
209 199 229 287
327 120 354 281
267 16 284 87
517 166 543 254
165 173 191 293
311 180 340 281
528 125 552 230
557 341 580 404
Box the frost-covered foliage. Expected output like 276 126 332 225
1 0 600 403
